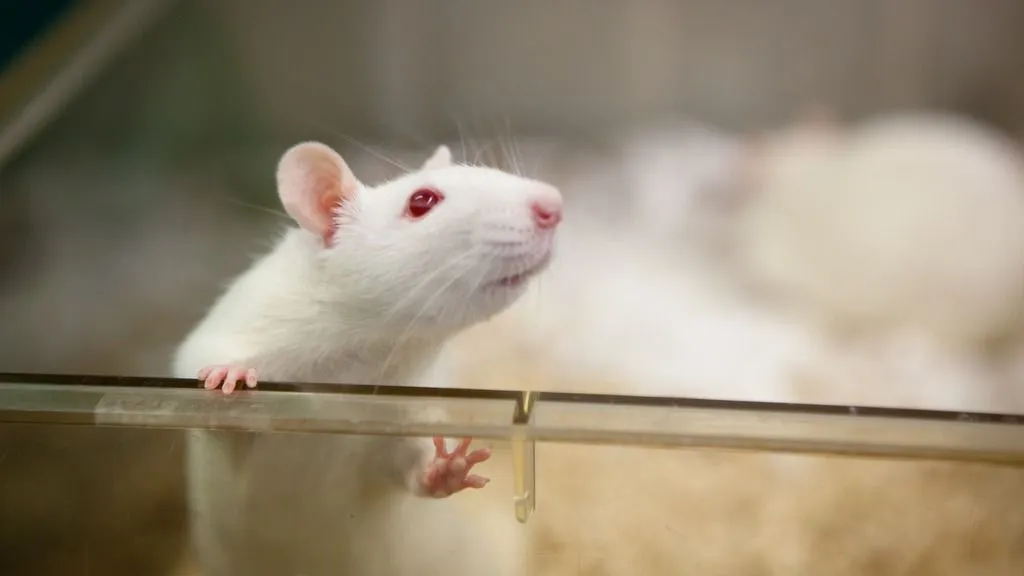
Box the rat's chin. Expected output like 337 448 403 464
483 252 552 293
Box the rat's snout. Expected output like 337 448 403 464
530 189 563 230
531 200 561 229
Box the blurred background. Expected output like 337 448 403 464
1 0 1023 575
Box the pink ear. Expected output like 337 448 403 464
276 142 360 241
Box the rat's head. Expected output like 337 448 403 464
276 141 562 336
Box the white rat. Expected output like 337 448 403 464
172 141 562 576
735 111 1024 346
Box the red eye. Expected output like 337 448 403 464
405 187 444 219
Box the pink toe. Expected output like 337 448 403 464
224 367 246 394
203 367 227 390
465 448 492 465
453 438 472 455
433 437 449 457
434 458 449 477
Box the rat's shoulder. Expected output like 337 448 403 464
203 228 324 316
234 228 321 283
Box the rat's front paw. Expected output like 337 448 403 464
419 437 491 498
197 364 258 395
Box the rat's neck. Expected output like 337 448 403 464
232 230 457 387
342 337 446 387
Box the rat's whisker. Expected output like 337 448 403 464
473 141 496 167
515 139 526 177
445 106 472 165
472 250 501 299
449 260 493 334
221 196 291 221
377 250 481 382
369 248 481 343
487 120 502 170
529 147 545 179
508 139 522 176
391 248 481 320
445 248 497 332
502 117 526 177
452 117 470 166
496 131 512 174
315 126 412 173
361 249 481 361
482 122 504 169
496 117 516 175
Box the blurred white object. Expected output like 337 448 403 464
619 120 746 256
736 111 1024 346
797 328 1010 412
465 219 1018 412
453 117 1023 415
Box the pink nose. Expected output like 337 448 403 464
531 198 562 229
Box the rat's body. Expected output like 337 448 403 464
175 229 443 388
173 142 561 576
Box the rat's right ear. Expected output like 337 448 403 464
277 142 360 241
420 145 452 171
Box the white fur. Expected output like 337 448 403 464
172 143 560 576
736 112 1024 345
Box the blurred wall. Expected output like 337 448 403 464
210 0 1024 140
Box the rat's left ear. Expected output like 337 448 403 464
421 145 452 171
